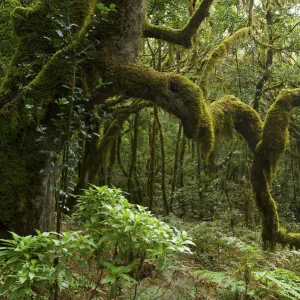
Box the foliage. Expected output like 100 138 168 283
254 269 300 300
0 186 195 299
75 185 194 297
0 230 95 299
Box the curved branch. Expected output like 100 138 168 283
209 95 262 152
108 63 214 149
143 0 214 48
251 88 300 249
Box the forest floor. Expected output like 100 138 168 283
121 217 300 300
63 215 300 300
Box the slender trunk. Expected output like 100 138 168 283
117 134 129 177
154 106 170 214
148 116 157 211
253 4 273 112
179 133 186 218
170 123 182 211
196 142 202 208
107 140 117 186
128 113 139 202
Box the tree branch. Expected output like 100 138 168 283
143 0 214 48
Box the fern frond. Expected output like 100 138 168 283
255 269 300 300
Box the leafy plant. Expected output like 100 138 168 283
0 231 95 299
75 185 195 297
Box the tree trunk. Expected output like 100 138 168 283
178 133 187 218
148 115 157 211
154 106 170 214
0 125 56 236
170 123 182 211
128 113 139 203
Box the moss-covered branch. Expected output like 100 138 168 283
143 0 214 48
199 27 252 97
250 89 300 249
209 95 262 152
106 63 214 149
205 91 300 250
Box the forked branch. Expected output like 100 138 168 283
143 0 214 48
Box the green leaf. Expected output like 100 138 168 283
28 272 35 280
119 273 133 282
102 275 116 284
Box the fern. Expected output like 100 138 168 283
254 268 300 300
195 269 255 296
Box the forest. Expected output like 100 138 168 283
1 0 300 299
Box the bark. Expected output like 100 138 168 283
178 133 187 218
117 135 129 178
107 140 117 186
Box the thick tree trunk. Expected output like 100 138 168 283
0 0 92 235
0 127 56 236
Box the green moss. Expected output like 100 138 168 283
250 89 300 249
0 126 51 234
114 64 215 156
277 228 300 250
199 27 252 97
209 95 262 152
259 91 293 184
1 0 93 106
0 0 94 235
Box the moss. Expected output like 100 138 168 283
250 89 299 249
258 91 293 184
0 126 52 234
1 0 93 105
0 0 94 235
0 0 20 81
113 64 215 155
143 0 213 48
277 228 300 250
199 27 252 97
209 95 262 152
0 147 29 230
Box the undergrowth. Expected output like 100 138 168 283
123 214 300 300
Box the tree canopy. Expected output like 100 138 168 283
1 0 300 251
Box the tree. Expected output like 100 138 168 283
1 0 300 250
